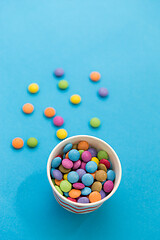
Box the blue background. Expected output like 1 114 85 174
0 0 160 239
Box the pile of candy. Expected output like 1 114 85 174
51 140 115 203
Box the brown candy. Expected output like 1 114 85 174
91 181 102 192
72 144 78 149
98 163 107 172
95 170 107 182
59 164 71 173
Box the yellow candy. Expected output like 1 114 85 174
70 94 81 104
63 173 68 180
91 157 99 166
28 83 39 93
56 129 68 140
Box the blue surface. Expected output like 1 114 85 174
0 1 160 239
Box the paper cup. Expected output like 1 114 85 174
47 135 122 214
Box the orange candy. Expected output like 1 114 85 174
55 179 63 186
22 103 34 114
89 191 101 203
65 152 69 159
90 72 101 82
69 189 81 198
78 141 89 151
12 137 24 149
90 172 96 179
44 107 56 118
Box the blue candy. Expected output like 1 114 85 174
67 171 79 183
107 170 115 181
51 157 62 168
63 143 73 154
64 192 69 197
85 161 97 173
81 187 91 195
81 173 94 186
102 180 106 185
68 149 80 162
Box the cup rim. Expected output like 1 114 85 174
47 135 122 207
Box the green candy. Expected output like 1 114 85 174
58 80 69 90
52 179 55 185
79 150 84 160
90 117 101 128
55 185 63 195
27 137 38 148
97 150 109 160
60 180 72 192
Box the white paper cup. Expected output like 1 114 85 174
47 135 122 214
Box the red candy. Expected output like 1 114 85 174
56 154 62 159
67 197 77 202
100 159 110 169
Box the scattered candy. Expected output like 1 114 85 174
28 83 39 94
56 129 67 139
12 137 24 149
90 117 101 128
98 87 108 97
44 107 56 118
50 140 115 204
22 103 34 114
58 80 69 90
90 71 101 82
70 94 81 105
53 116 64 127
27 137 38 148
54 68 64 77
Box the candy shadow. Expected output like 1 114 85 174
15 171 90 239
96 91 109 101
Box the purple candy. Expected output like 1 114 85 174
100 189 106 199
76 169 86 180
81 151 92 162
88 148 97 157
73 160 81 170
98 87 108 97
62 159 73 169
77 197 89 204
103 180 114 193
54 68 64 77
73 183 85 189
52 169 63 180
80 162 86 170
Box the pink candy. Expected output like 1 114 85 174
62 159 73 169
53 116 64 127
73 160 81 170
81 151 92 162
81 162 86 170
103 180 114 193
73 183 85 189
